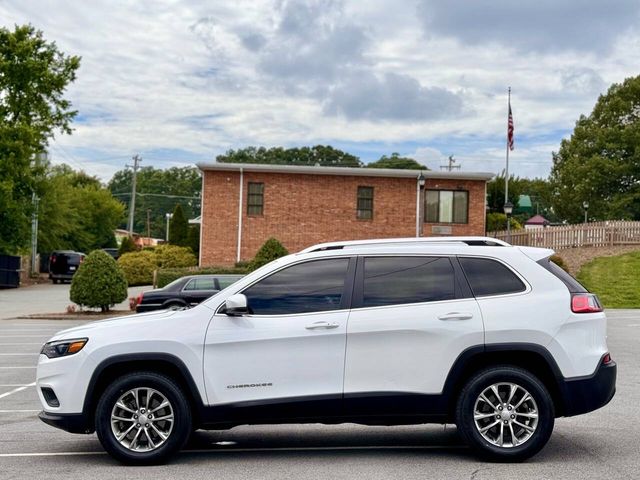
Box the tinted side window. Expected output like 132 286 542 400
362 256 456 307
184 278 216 291
459 257 526 296
218 276 242 290
537 258 587 293
243 259 349 315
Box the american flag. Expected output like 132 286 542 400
507 101 514 151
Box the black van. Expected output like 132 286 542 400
49 251 85 284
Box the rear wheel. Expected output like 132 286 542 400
95 372 191 465
455 366 554 462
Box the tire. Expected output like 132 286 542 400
95 371 192 465
455 366 555 462
164 302 186 311
52 278 59 284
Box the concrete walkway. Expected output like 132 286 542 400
0 282 154 320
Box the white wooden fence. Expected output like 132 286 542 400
491 221 640 249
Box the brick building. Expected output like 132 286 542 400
198 162 493 266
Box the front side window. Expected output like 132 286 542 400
362 256 456 308
247 182 264 216
459 257 526 296
242 258 350 315
357 186 374 220
425 190 468 223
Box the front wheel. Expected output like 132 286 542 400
95 372 192 465
455 366 555 462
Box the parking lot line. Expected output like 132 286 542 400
0 382 36 399
0 384 34 387
0 409 40 413
0 366 37 369
0 445 466 458
0 353 39 356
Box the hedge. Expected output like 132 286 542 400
156 266 247 288
118 250 157 286
70 250 128 311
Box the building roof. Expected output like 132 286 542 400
197 161 494 181
525 214 549 225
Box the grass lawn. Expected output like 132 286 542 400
577 250 640 308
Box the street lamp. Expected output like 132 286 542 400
417 173 426 237
582 201 589 224
504 201 514 243
165 213 173 242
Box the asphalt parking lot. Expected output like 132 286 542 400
0 311 638 479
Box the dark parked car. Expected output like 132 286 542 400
135 274 244 312
49 250 85 284
101 248 120 260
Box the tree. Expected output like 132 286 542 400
107 166 201 238
550 75 640 223
216 145 362 167
367 153 426 170
118 236 137 256
187 225 200 256
0 25 80 254
486 172 522 214
249 238 289 270
70 250 128 312
37 164 124 254
168 204 189 246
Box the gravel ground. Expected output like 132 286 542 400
0 311 637 479
554 245 640 275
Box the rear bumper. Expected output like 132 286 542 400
49 273 75 280
38 411 93 434
135 303 162 313
559 359 616 417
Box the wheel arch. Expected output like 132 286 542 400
443 344 566 418
162 298 188 308
83 353 206 430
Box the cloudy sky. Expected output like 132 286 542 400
2 0 640 181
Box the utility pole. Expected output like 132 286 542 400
440 155 461 171
146 208 151 241
30 192 39 276
127 155 142 235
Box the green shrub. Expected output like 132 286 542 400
118 236 137 256
486 212 522 232
249 237 289 271
156 266 247 288
169 204 189 246
70 250 128 312
154 244 197 268
118 250 157 286
550 254 569 272
187 225 200 255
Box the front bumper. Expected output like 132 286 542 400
560 359 616 416
38 411 93 434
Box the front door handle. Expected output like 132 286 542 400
305 321 340 330
438 312 474 321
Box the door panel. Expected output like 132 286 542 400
204 310 348 405
203 257 355 409
343 255 484 408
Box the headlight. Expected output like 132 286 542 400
40 338 88 359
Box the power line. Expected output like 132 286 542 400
111 192 200 200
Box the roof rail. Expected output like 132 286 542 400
300 236 511 253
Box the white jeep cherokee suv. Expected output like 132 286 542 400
37 237 616 464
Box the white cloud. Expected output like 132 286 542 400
0 0 639 181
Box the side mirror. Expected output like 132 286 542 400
224 293 249 316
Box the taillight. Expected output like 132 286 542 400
603 353 612 365
571 293 603 313
136 292 144 305
50 255 56 264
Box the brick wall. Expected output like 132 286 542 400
201 170 487 266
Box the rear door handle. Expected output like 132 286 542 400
305 321 340 330
438 312 473 321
